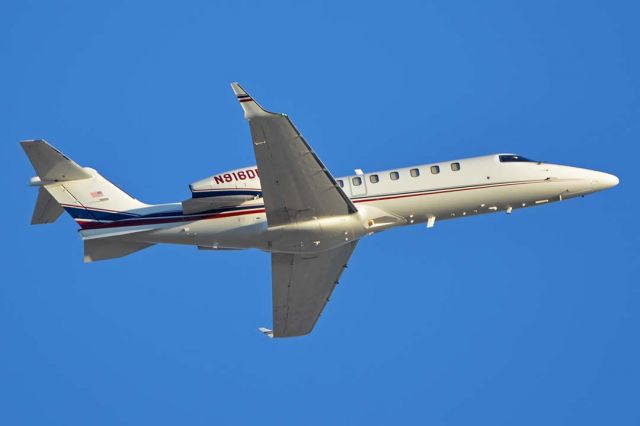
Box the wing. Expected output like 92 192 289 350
231 83 356 227
270 241 358 338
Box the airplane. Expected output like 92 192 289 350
21 83 619 338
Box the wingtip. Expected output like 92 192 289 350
230 83 271 119
258 327 274 338
230 82 246 96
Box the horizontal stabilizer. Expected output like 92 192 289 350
84 237 154 263
21 139 91 182
32 187 64 224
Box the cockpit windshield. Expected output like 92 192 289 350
499 154 536 163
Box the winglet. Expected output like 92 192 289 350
258 327 274 338
230 82 272 119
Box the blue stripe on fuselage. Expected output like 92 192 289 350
191 189 262 199
63 204 262 223
63 206 145 221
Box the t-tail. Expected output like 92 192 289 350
21 139 156 262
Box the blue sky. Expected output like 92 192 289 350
1 1 639 424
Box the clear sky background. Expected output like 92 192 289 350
1 1 639 424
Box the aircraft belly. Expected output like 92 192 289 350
265 214 367 254
361 180 572 222
138 214 270 250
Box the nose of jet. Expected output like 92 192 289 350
601 172 619 188
582 169 620 191
554 165 619 195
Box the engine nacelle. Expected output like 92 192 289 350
182 166 262 214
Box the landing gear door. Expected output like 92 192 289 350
349 169 367 197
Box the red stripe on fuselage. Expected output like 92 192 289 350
191 188 262 192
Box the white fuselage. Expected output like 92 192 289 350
92 153 618 253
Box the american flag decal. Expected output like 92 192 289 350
90 191 104 198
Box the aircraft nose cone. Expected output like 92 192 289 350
591 171 619 190
605 173 619 187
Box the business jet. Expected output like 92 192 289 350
21 83 619 338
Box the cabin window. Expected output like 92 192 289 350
431 165 440 174
369 174 379 183
451 162 461 171
352 176 362 186
337 179 344 188
410 168 420 177
499 155 535 163
390 171 399 180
